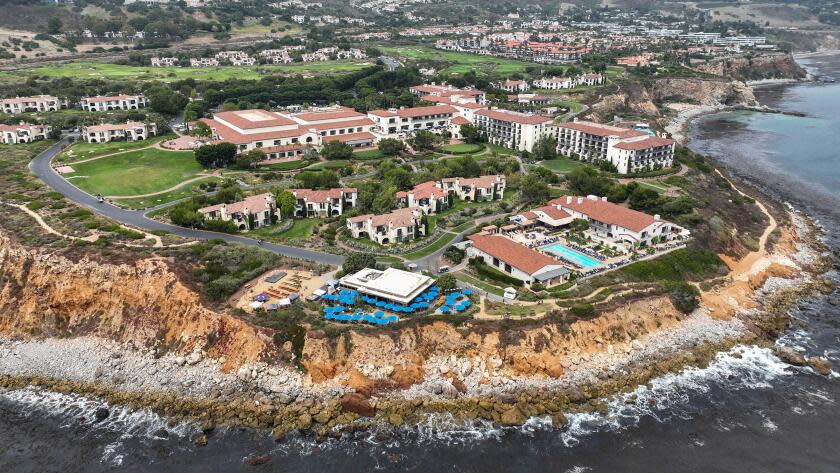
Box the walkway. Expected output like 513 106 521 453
29 139 345 266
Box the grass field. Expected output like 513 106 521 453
57 134 174 163
308 161 350 170
637 181 668 194
65 148 203 196
537 157 588 174
382 47 535 76
111 176 220 209
453 272 505 296
352 149 385 160
258 159 310 171
403 232 456 260
20 61 372 83
229 19 300 36
439 143 484 154
250 218 322 240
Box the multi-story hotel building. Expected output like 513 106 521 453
80 94 148 112
0 95 65 114
472 108 554 152
555 120 674 174
367 104 457 136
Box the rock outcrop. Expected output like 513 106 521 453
694 53 808 81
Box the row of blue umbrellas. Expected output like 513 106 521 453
325 312 398 325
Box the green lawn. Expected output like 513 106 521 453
440 143 484 154
57 134 174 163
404 232 457 260
486 144 517 156
352 149 385 160
230 19 300 35
537 157 588 174
64 148 203 197
382 47 535 76
637 181 668 194
308 161 350 170
258 159 310 171
23 61 372 83
111 177 221 209
453 272 505 296
250 218 322 241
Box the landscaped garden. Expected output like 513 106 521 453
56 134 174 163
64 148 204 197
439 143 484 154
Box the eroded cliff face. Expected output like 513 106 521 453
0 235 272 369
694 53 808 81
591 77 756 120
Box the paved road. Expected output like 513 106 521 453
413 214 503 271
29 140 345 266
379 56 402 71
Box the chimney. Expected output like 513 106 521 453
654 214 661 221
601 196 607 202
577 197 583 204
566 196 572 204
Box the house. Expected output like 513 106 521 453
497 79 530 93
151 57 178 67
0 95 65 114
510 205 573 229
439 174 506 202
197 193 277 232
555 120 674 173
472 109 554 152
532 76 575 90
466 234 571 288
368 104 457 136
346 207 425 245
548 195 684 247
82 122 156 143
80 95 147 112
512 94 552 106
288 188 357 217
409 84 486 104
577 73 605 86
395 181 448 214
615 54 655 67
0 122 52 144
190 58 220 67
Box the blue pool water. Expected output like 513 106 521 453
542 243 600 268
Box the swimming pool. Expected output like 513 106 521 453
542 243 601 268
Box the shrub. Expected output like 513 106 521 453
568 303 596 318
26 201 44 210
665 281 700 314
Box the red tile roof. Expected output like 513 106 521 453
201 118 305 144
214 109 297 129
475 109 552 125
294 107 366 122
290 188 356 203
558 120 647 138
533 205 571 220
408 180 447 200
451 116 470 125
549 195 656 232
612 136 675 150
468 234 560 275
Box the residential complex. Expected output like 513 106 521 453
80 95 148 112
151 57 178 67
289 188 358 217
532 73 604 90
467 233 571 288
82 122 157 143
497 79 530 93
395 181 449 215
346 207 425 245
0 95 65 114
198 193 277 232
409 84 486 105
439 175 506 202
555 120 675 173
0 122 52 144
368 104 457 137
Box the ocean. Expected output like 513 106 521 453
2 56 840 473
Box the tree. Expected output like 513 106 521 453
410 130 440 151
236 148 264 169
320 140 353 160
569 218 590 232
276 190 296 218
519 173 551 204
146 86 188 115
342 252 377 275
378 138 405 156
565 167 615 197
459 123 483 144
47 17 62 35
296 170 340 189
437 273 457 291
532 135 558 161
195 142 237 168
191 121 212 138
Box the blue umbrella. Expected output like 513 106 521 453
374 311 384 317
440 306 450 312
463 289 473 295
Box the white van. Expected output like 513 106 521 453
438 266 450 274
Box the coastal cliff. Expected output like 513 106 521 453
694 53 808 81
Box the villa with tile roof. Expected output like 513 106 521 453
0 122 52 144
466 233 571 288
82 122 156 143
80 94 148 112
439 174 506 202
197 193 277 232
555 120 675 174
346 207 425 245
496 79 530 93
288 188 357 217
0 95 66 114
395 181 449 214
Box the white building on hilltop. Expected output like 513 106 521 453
0 95 65 114
555 120 674 174
0 122 52 144
472 108 554 152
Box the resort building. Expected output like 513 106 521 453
548 195 684 247
395 181 449 215
497 79 530 93
200 106 377 155
346 207 425 245
510 204 574 229
150 57 178 67
82 122 157 143
511 94 552 106
339 267 434 306
0 95 65 114
532 76 575 90
466 233 571 288
288 188 358 217
577 73 605 86
190 58 220 67
197 193 278 232
409 84 486 105
80 94 148 112
555 120 675 174
472 108 554 152
368 104 457 137
0 122 52 144
439 174 506 202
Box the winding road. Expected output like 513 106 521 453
29 139 345 266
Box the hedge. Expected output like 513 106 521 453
472 260 523 287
